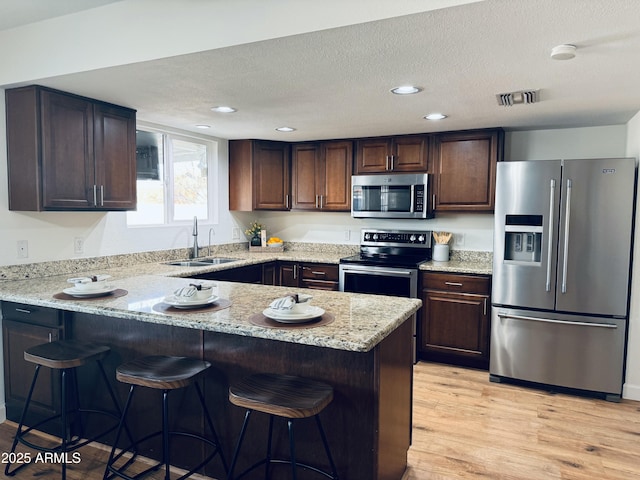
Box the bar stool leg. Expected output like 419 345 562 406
228 409 252 480
5 365 41 477
287 419 298 480
315 416 339 479
103 385 137 480
162 390 171 480
265 415 274 479
60 368 69 480
194 382 228 475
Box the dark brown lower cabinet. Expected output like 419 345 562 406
278 261 339 290
2 302 64 434
419 272 491 369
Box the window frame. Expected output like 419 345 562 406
128 123 218 227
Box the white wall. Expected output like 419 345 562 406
506 125 628 160
624 111 640 401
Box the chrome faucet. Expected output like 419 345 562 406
190 216 199 259
208 227 215 257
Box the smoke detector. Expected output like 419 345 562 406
551 44 576 60
496 89 539 107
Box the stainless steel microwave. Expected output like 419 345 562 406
351 173 433 219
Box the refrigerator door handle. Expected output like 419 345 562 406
497 312 618 329
545 179 556 291
561 178 572 293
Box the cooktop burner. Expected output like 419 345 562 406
340 229 432 268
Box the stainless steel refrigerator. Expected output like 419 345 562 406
490 158 637 401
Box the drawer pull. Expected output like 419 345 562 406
311 271 326 276
15 308 32 314
444 282 463 287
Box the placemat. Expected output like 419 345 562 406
53 289 128 300
248 312 335 329
152 298 232 314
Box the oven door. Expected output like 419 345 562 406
339 264 418 298
339 263 419 363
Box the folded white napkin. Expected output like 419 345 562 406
269 295 297 310
174 286 198 298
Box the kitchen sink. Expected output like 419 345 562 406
164 258 239 267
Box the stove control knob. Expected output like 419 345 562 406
409 235 416 242
373 234 379 241
364 233 371 240
418 235 425 243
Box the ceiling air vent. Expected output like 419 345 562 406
496 89 539 107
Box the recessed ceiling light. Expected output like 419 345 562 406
195 124 211 129
390 85 423 95
424 113 447 120
276 126 296 132
211 106 237 113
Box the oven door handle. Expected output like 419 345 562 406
341 266 415 277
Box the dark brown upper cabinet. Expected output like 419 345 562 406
6 86 137 211
291 140 352 211
432 129 503 212
354 135 430 174
229 139 291 211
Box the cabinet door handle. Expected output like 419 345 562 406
444 281 463 287
100 185 105 206
293 265 298 279
320 195 324 209
386 155 390 171
483 298 487 316
93 184 98 206
315 195 319 208
15 308 32 314
390 154 395 170
48 332 52 342
432 194 436 210
285 194 290 209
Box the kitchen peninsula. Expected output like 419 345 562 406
0 262 421 480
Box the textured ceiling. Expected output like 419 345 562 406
4 0 640 141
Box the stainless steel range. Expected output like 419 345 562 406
339 229 432 361
339 228 432 297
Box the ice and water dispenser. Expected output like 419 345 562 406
503 215 543 264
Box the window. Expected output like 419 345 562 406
127 127 216 226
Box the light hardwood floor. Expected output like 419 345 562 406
1 362 639 479
404 362 640 480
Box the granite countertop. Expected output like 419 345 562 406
0 244 492 353
0 273 420 353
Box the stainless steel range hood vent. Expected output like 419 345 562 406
496 89 539 107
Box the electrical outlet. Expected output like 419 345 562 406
232 227 241 240
74 237 84 254
17 240 28 258
455 233 465 246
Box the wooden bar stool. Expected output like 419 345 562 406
5 339 125 480
104 355 227 480
228 373 339 480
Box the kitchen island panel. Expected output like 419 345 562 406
203 317 412 480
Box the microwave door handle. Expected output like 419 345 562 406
545 179 556 291
561 179 572 294
410 185 415 213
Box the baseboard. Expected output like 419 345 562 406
622 382 640 401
